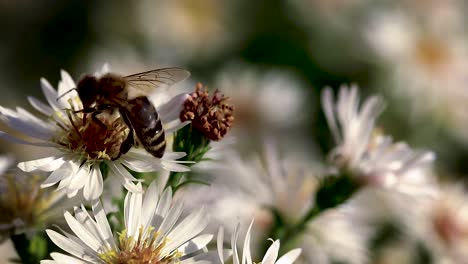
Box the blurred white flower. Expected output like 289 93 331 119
322 85 435 188
0 161 78 241
365 9 468 143
406 184 468 263
216 64 307 129
43 180 216 264
302 209 369 264
180 142 317 257
0 68 189 201
214 63 310 150
135 0 244 63
218 220 301 264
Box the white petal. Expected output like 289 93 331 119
141 180 160 230
165 120 190 135
49 252 88 264
41 162 73 188
158 93 189 123
261 240 280 264
0 155 13 175
28 96 54 116
67 165 90 192
92 200 116 250
60 70 76 92
41 78 63 110
45 229 98 262
64 211 103 252
19 156 65 172
161 159 191 172
321 87 341 143
275 249 302 264
179 234 213 255
121 151 163 172
217 227 225 263
0 131 54 147
108 162 142 193
181 251 230 264
155 201 183 245
153 188 173 229
83 167 103 201
124 187 143 239
0 106 55 139
242 220 254 264
164 207 208 254
232 224 240 264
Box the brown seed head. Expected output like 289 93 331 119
180 83 234 141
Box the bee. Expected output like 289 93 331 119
72 68 190 159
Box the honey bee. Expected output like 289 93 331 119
72 68 190 159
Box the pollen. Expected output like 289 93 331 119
180 82 234 141
100 227 179 264
55 110 130 161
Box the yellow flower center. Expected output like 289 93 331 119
100 227 181 264
54 106 130 161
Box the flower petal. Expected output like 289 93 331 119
275 249 302 264
83 167 103 201
19 156 65 173
45 229 98 262
261 240 280 264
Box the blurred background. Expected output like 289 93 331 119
2 0 468 263
2 0 468 179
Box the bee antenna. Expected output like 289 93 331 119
56 88 77 101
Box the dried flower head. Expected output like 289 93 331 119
180 83 234 141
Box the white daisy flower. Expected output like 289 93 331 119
134 0 244 63
215 63 307 128
217 220 302 264
214 63 309 149
180 142 317 256
404 184 468 263
42 180 217 264
302 209 369 264
0 167 79 241
364 9 468 144
0 68 190 201
321 85 435 188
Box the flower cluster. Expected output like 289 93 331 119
1 57 466 264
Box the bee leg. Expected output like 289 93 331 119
90 110 108 129
117 128 135 159
120 110 139 145
65 109 82 139
114 111 138 160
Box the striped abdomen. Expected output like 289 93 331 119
120 96 166 158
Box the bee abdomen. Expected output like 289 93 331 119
123 96 166 158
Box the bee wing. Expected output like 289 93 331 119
124 67 190 98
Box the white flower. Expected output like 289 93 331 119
302 209 369 264
217 220 301 264
0 157 78 240
214 63 309 147
321 85 435 188
364 9 468 144
180 142 317 256
0 68 190 200
42 180 217 264
403 184 468 263
134 0 244 63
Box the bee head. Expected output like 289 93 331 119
76 75 98 109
